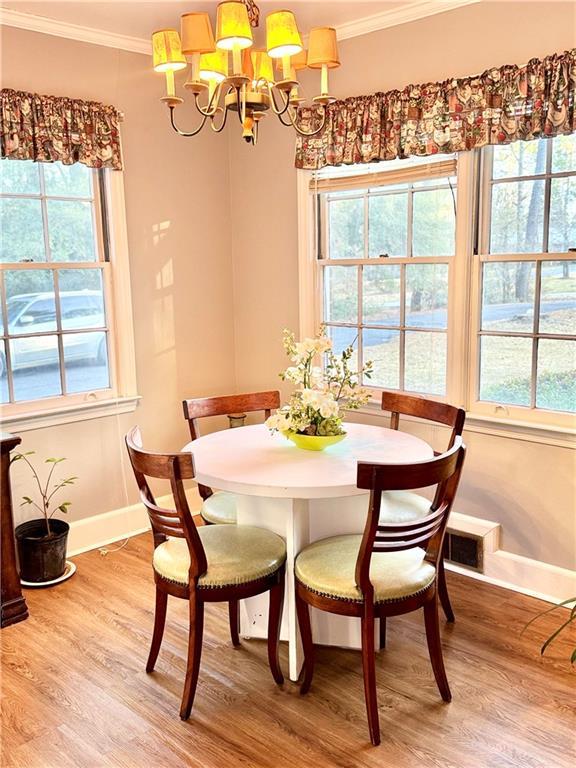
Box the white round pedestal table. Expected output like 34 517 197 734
185 422 434 681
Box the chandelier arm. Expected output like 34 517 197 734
266 84 291 117
194 83 224 117
169 106 209 137
210 107 229 133
288 105 328 137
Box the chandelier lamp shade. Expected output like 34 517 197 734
151 1 340 144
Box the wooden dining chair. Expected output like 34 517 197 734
125 426 286 720
295 438 466 746
380 391 466 624
182 390 280 526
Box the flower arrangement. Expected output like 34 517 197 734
266 328 373 438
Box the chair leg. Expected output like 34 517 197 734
379 616 387 650
295 589 315 695
267 570 285 685
146 586 168 673
423 596 452 702
438 558 455 623
180 592 204 721
361 611 380 746
228 599 241 647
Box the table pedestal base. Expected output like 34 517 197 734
236 493 377 682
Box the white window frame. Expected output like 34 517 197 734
297 147 576 438
469 144 576 430
0 164 139 431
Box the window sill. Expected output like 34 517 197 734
1 395 141 433
351 401 576 449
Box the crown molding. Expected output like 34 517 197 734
0 7 152 55
0 1 482 56
335 0 482 41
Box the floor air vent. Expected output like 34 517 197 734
443 531 483 573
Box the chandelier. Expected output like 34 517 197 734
151 1 340 144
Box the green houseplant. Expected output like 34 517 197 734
13 452 76 584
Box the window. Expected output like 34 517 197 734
302 135 576 429
316 156 457 397
473 136 576 421
0 159 137 420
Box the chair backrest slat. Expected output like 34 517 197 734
381 391 465 450
125 427 207 578
182 390 280 500
354 440 466 597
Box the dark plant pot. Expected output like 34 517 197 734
15 519 69 583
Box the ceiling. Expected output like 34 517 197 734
0 1 412 40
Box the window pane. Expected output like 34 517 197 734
549 177 576 253
536 339 576 413
11 335 62 401
326 325 358 369
481 262 536 332
405 263 448 329
404 331 446 395
328 197 364 259
58 269 106 330
479 336 532 406
492 140 547 179
0 198 45 263
324 266 357 323
47 200 96 262
63 332 109 394
412 188 455 256
490 180 545 253
539 261 576 334
551 134 576 174
368 193 407 257
43 162 93 199
5 269 57 334
0 341 8 403
0 159 40 194
362 264 400 326
362 328 399 389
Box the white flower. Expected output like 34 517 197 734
310 366 324 387
318 393 339 418
316 336 332 353
266 412 293 432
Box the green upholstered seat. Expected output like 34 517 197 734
153 525 286 588
379 491 431 523
295 534 436 603
200 491 237 525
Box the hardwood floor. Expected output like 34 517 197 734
1 533 574 768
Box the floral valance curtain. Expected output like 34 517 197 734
295 49 575 170
0 88 123 170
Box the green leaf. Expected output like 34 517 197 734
45 457 66 464
57 502 71 514
20 496 33 505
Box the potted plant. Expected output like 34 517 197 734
13 452 76 584
266 328 373 451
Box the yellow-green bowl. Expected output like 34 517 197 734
283 431 346 451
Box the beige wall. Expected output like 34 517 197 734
1 27 237 522
1 2 575 570
227 1 576 570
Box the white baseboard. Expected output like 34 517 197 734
469 549 575 605
67 493 575 606
67 489 202 557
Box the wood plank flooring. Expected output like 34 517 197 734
1 533 574 768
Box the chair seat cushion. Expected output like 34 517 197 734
201 491 237 525
295 535 435 603
153 525 286 588
380 491 431 523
